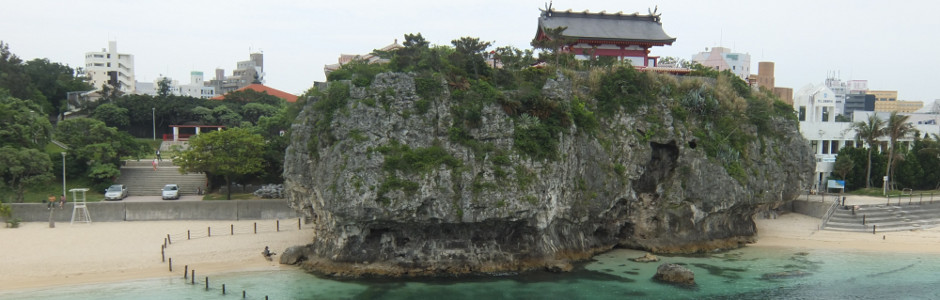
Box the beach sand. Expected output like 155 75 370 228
3 196 940 292
0 219 314 292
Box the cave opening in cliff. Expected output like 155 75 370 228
632 141 679 194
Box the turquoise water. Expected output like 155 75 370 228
4 247 939 299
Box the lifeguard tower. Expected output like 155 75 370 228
69 188 92 224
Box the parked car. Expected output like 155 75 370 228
104 184 128 200
162 184 180 200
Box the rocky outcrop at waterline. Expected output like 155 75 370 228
282 70 814 277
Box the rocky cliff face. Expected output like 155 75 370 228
283 72 813 277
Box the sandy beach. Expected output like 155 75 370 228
0 219 314 292
3 195 940 293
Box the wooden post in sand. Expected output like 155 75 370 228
231 224 234 235
222 284 226 295
169 258 172 272
873 225 877 234
276 220 280 232
188 230 191 240
167 234 172 244
254 222 257 234
191 270 195 284
205 276 208 290
161 245 165 262
298 218 301 230
184 265 188 279
208 226 211 237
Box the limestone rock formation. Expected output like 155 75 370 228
631 253 660 262
283 71 813 277
653 263 695 285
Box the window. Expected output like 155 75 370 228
822 141 830 154
798 106 806 121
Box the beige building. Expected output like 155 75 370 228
774 87 794 106
868 90 897 102
874 100 923 113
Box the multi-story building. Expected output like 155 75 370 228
868 90 897 102
824 76 847 117
177 71 216 99
794 83 837 123
691 47 751 80
81 41 135 94
844 93 876 117
207 52 264 95
135 71 215 99
875 100 924 113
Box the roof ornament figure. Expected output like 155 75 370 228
648 5 661 23
541 1 553 16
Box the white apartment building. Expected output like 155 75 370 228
178 71 215 98
825 77 847 117
795 83 838 123
82 41 135 94
135 71 215 99
691 46 750 80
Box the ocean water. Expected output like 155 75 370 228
4 246 939 300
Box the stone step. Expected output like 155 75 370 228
823 202 940 232
115 166 205 197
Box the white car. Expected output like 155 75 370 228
104 184 128 200
161 184 180 200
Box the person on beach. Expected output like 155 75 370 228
46 194 56 209
156 149 162 161
59 195 65 208
152 159 158 171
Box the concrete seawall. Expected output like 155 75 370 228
7 200 299 222
787 199 832 218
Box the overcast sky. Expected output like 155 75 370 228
2 0 938 101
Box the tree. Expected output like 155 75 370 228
531 26 574 65
0 91 53 149
55 118 148 185
176 127 265 200
157 77 173 98
92 103 130 129
850 114 885 188
884 112 913 191
23 58 92 115
451 36 492 78
833 152 855 180
0 146 53 203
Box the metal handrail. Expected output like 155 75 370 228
819 197 839 229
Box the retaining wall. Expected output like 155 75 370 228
788 200 832 218
7 200 298 222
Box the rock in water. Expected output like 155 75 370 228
283 72 814 277
653 263 695 285
631 253 660 262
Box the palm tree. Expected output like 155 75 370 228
884 112 914 191
850 114 885 188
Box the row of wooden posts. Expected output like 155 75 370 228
160 218 304 299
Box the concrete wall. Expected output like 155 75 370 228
7 200 298 222
788 200 832 218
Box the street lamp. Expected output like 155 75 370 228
152 107 156 140
61 152 66 200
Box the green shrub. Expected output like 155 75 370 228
571 98 598 134
376 140 461 174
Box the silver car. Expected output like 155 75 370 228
104 184 128 200
161 184 180 200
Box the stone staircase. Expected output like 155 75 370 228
824 201 940 232
116 159 206 197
